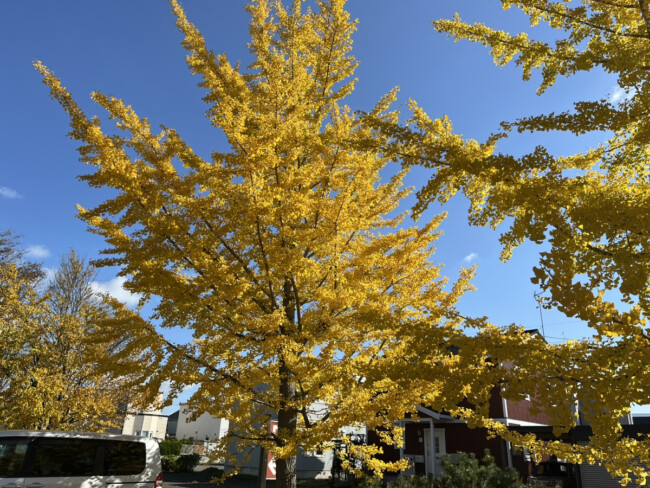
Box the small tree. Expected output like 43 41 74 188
160 438 182 456
0 241 143 431
0 231 46 410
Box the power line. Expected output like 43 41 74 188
541 320 584 327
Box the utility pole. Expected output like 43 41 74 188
533 291 546 339
257 444 267 488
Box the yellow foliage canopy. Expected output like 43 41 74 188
36 0 650 485
35 1 490 485
380 0 650 484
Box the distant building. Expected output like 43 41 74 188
369 393 551 481
512 424 650 488
633 414 650 425
176 403 229 441
121 393 168 441
166 410 180 438
225 401 366 479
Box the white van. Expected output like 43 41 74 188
0 430 162 488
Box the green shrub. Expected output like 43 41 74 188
159 438 182 456
161 454 180 472
355 477 385 488
161 453 201 472
388 475 436 488
178 453 201 472
436 450 524 488
383 451 524 488
526 481 546 488
198 466 226 480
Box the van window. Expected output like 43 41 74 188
0 438 29 477
104 440 146 475
30 438 100 477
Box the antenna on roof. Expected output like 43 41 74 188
534 291 546 339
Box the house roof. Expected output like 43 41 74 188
509 424 650 442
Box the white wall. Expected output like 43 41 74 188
122 413 168 440
176 403 229 441
121 392 168 440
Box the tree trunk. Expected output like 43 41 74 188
277 280 298 488
277 352 298 488
277 371 298 488
276 455 297 488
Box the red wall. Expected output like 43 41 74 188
367 423 428 474
505 398 551 424
404 423 425 455
489 386 505 418
367 429 401 463
496 361 551 424
443 423 505 467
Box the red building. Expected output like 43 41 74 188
368 386 550 481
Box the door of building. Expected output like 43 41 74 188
423 428 446 477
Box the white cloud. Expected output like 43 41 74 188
463 252 478 264
0 186 21 199
609 86 634 104
91 276 141 306
25 244 51 259
609 87 626 103
160 381 172 397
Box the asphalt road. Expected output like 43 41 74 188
163 472 276 488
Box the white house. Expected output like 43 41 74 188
175 403 230 442
225 401 367 479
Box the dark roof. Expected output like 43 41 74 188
633 415 650 425
167 410 180 421
523 328 547 342
509 424 650 442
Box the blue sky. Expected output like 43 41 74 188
1 1 644 414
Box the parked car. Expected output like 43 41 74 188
0 430 162 487
528 461 577 488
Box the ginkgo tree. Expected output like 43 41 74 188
39 0 650 485
0 233 143 431
34 1 497 487
0 231 46 415
379 0 650 484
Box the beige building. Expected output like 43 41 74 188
121 394 168 441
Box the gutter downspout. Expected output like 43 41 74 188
429 419 436 478
502 397 513 468
399 420 405 476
